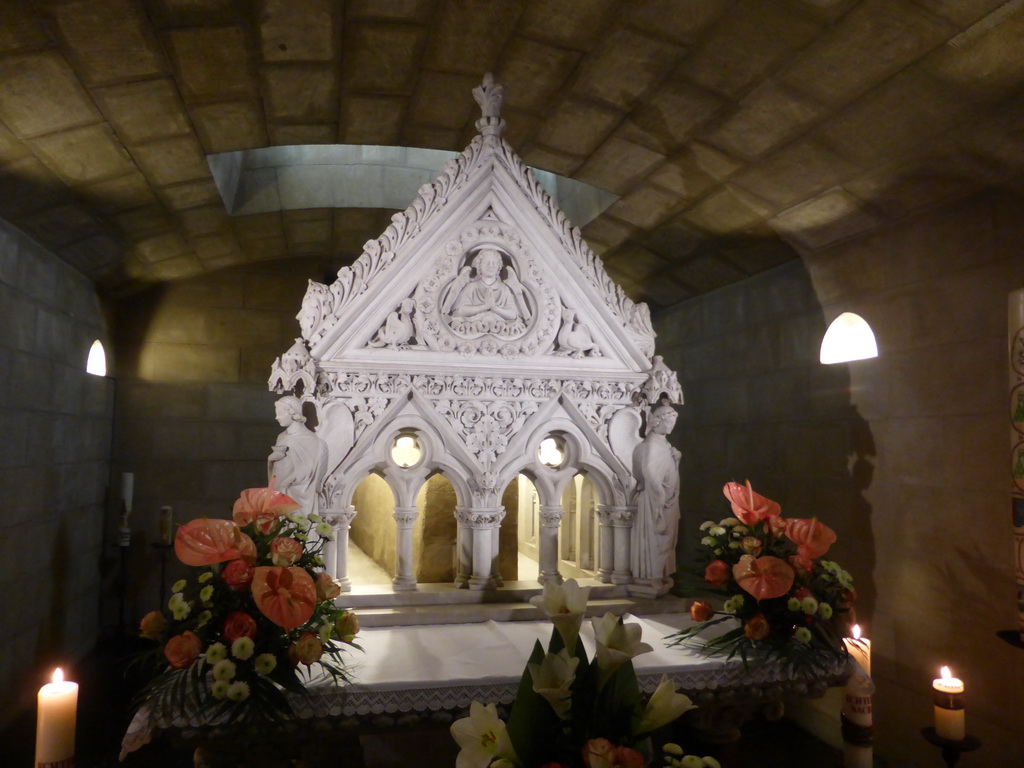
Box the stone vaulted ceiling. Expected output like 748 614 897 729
0 0 1022 310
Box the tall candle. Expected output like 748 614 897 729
932 666 966 741
842 625 873 768
35 667 78 768
159 505 173 545
846 624 871 677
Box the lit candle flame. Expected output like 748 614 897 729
852 624 862 640
940 666 952 680
51 667 63 684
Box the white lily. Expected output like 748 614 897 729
636 675 696 735
450 701 518 768
592 612 653 687
528 578 590 653
528 648 579 719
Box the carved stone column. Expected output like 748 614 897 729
490 506 506 587
538 504 564 585
454 507 474 588
608 506 635 586
594 505 615 584
322 506 356 591
392 506 419 592
466 507 503 590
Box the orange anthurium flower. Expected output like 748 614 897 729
174 518 256 567
232 485 300 534
785 518 837 559
732 554 795 600
722 481 782 526
251 566 316 630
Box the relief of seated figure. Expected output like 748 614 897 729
442 248 531 338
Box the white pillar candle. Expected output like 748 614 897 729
846 624 871 677
932 666 966 741
35 667 78 768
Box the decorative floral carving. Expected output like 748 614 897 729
433 399 538 466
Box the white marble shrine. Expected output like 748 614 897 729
268 75 683 596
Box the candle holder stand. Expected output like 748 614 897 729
151 542 173 604
920 727 980 767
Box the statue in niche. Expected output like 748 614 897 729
630 401 681 594
442 248 531 338
267 395 329 517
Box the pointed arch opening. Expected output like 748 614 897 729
86 339 106 376
820 312 878 364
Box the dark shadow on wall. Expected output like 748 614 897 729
654 253 878 624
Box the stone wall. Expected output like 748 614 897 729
0 219 112 728
110 258 330 620
655 190 1024 766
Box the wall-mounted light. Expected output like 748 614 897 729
86 340 106 376
391 433 422 468
820 312 878 364
538 437 564 468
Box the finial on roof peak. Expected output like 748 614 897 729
473 72 506 137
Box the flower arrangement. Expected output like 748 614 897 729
135 484 360 724
669 481 856 671
450 579 718 768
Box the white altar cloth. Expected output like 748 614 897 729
120 613 846 757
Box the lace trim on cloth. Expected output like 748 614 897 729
119 613 848 758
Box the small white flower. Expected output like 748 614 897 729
171 579 187 593
528 649 579 719
636 675 696 735
801 596 819 615
198 571 213 583
794 627 813 644
788 598 802 612
704 758 721 768
308 513 321 524
681 756 705 768
315 522 334 540
255 653 277 674
820 603 833 620
699 520 715 531
701 536 716 547
210 680 229 699
171 602 190 621
728 541 741 549
227 681 250 701
168 592 185 610
664 743 684 756
205 642 228 663
196 610 212 628
709 526 726 537
199 585 214 603
719 517 740 527
231 637 254 660
212 659 236 681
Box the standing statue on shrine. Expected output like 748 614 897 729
267 395 329 517
630 402 681 595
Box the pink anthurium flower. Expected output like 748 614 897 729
785 518 837 559
251 566 316 630
174 518 256 567
232 484 300 534
732 554 795 600
722 481 782 526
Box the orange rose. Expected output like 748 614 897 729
164 630 202 669
335 610 359 643
744 614 770 641
290 631 323 666
689 600 715 623
139 610 168 641
221 559 254 591
704 559 731 587
785 518 837 559
270 537 303 567
581 738 645 768
232 486 299 534
789 555 815 577
175 518 256 567
723 481 781 526
251 566 316 630
315 572 341 602
733 554 795 600
222 611 257 643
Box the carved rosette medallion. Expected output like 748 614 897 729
413 220 558 357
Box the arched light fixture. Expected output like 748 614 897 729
538 437 564 468
820 312 878 364
391 433 422 468
86 339 106 376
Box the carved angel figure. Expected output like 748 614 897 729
630 403 681 591
442 248 531 338
267 396 329 517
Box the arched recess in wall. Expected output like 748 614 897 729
86 339 106 376
820 312 878 364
